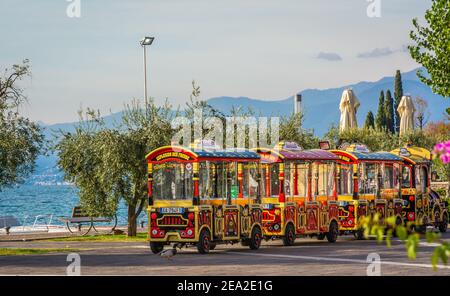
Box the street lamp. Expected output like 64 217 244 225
140 36 155 109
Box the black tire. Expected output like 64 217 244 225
393 217 403 237
282 223 296 246
326 221 338 243
197 228 211 254
249 227 262 250
317 233 326 240
354 229 364 240
439 212 448 233
416 224 427 234
150 242 164 254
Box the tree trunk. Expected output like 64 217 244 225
127 204 137 237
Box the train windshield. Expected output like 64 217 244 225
152 162 194 200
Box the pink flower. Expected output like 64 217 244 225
435 143 445 152
441 153 450 164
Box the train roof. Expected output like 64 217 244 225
146 145 260 163
390 146 431 165
253 146 339 162
330 150 403 162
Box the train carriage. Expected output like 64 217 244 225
146 140 263 254
390 146 448 233
330 144 405 238
253 142 340 246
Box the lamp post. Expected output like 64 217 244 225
140 36 155 110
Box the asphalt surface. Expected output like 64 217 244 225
0 232 449 276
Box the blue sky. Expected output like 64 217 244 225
0 0 431 124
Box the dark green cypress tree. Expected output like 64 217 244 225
384 90 395 133
364 111 375 129
375 90 386 130
394 70 403 133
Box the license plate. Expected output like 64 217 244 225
159 207 185 214
262 204 274 210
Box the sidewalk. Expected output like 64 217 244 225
0 226 145 242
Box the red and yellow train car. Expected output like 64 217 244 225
146 141 263 254
330 144 405 238
253 142 340 245
391 146 448 233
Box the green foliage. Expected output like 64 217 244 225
324 125 439 153
361 214 449 269
394 70 403 133
0 60 44 189
375 91 386 130
364 111 375 129
409 0 450 97
55 100 175 236
279 112 319 149
323 125 396 151
0 248 79 256
384 90 395 133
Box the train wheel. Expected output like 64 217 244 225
197 228 211 254
393 217 403 237
282 224 296 246
326 221 338 243
439 212 448 233
249 227 262 250
317 233 326 240
415 224 427 234
354 229 365 240
150 242 164 254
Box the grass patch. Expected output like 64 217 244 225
0 248 80 256
46 232 147 242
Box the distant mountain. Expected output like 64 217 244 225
30 67 449 184
207 67 449 136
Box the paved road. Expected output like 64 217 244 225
0 233 449 276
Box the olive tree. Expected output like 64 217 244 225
55 100 175 236
0 59 43 188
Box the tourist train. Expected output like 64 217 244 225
146 140 448 254
146 140 263 254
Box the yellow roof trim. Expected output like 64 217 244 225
145 145 198 160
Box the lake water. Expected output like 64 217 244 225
0 185 147 226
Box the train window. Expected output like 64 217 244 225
358 163 377 194
270 164 280 197
242 162 259 199
284 162 293 196
383 164 399 189
199 162 226 199
260 165 268 198
315 163 332 196
338 164 353 195
296 163 309 197
415 166 428 193
401 166 411 188
153 162 193 200
228 162 239 199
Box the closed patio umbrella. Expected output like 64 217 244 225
339 89 360 132
397 95 416 136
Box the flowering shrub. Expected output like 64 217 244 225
434 140 450 164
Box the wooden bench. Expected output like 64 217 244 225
59 207 117 235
